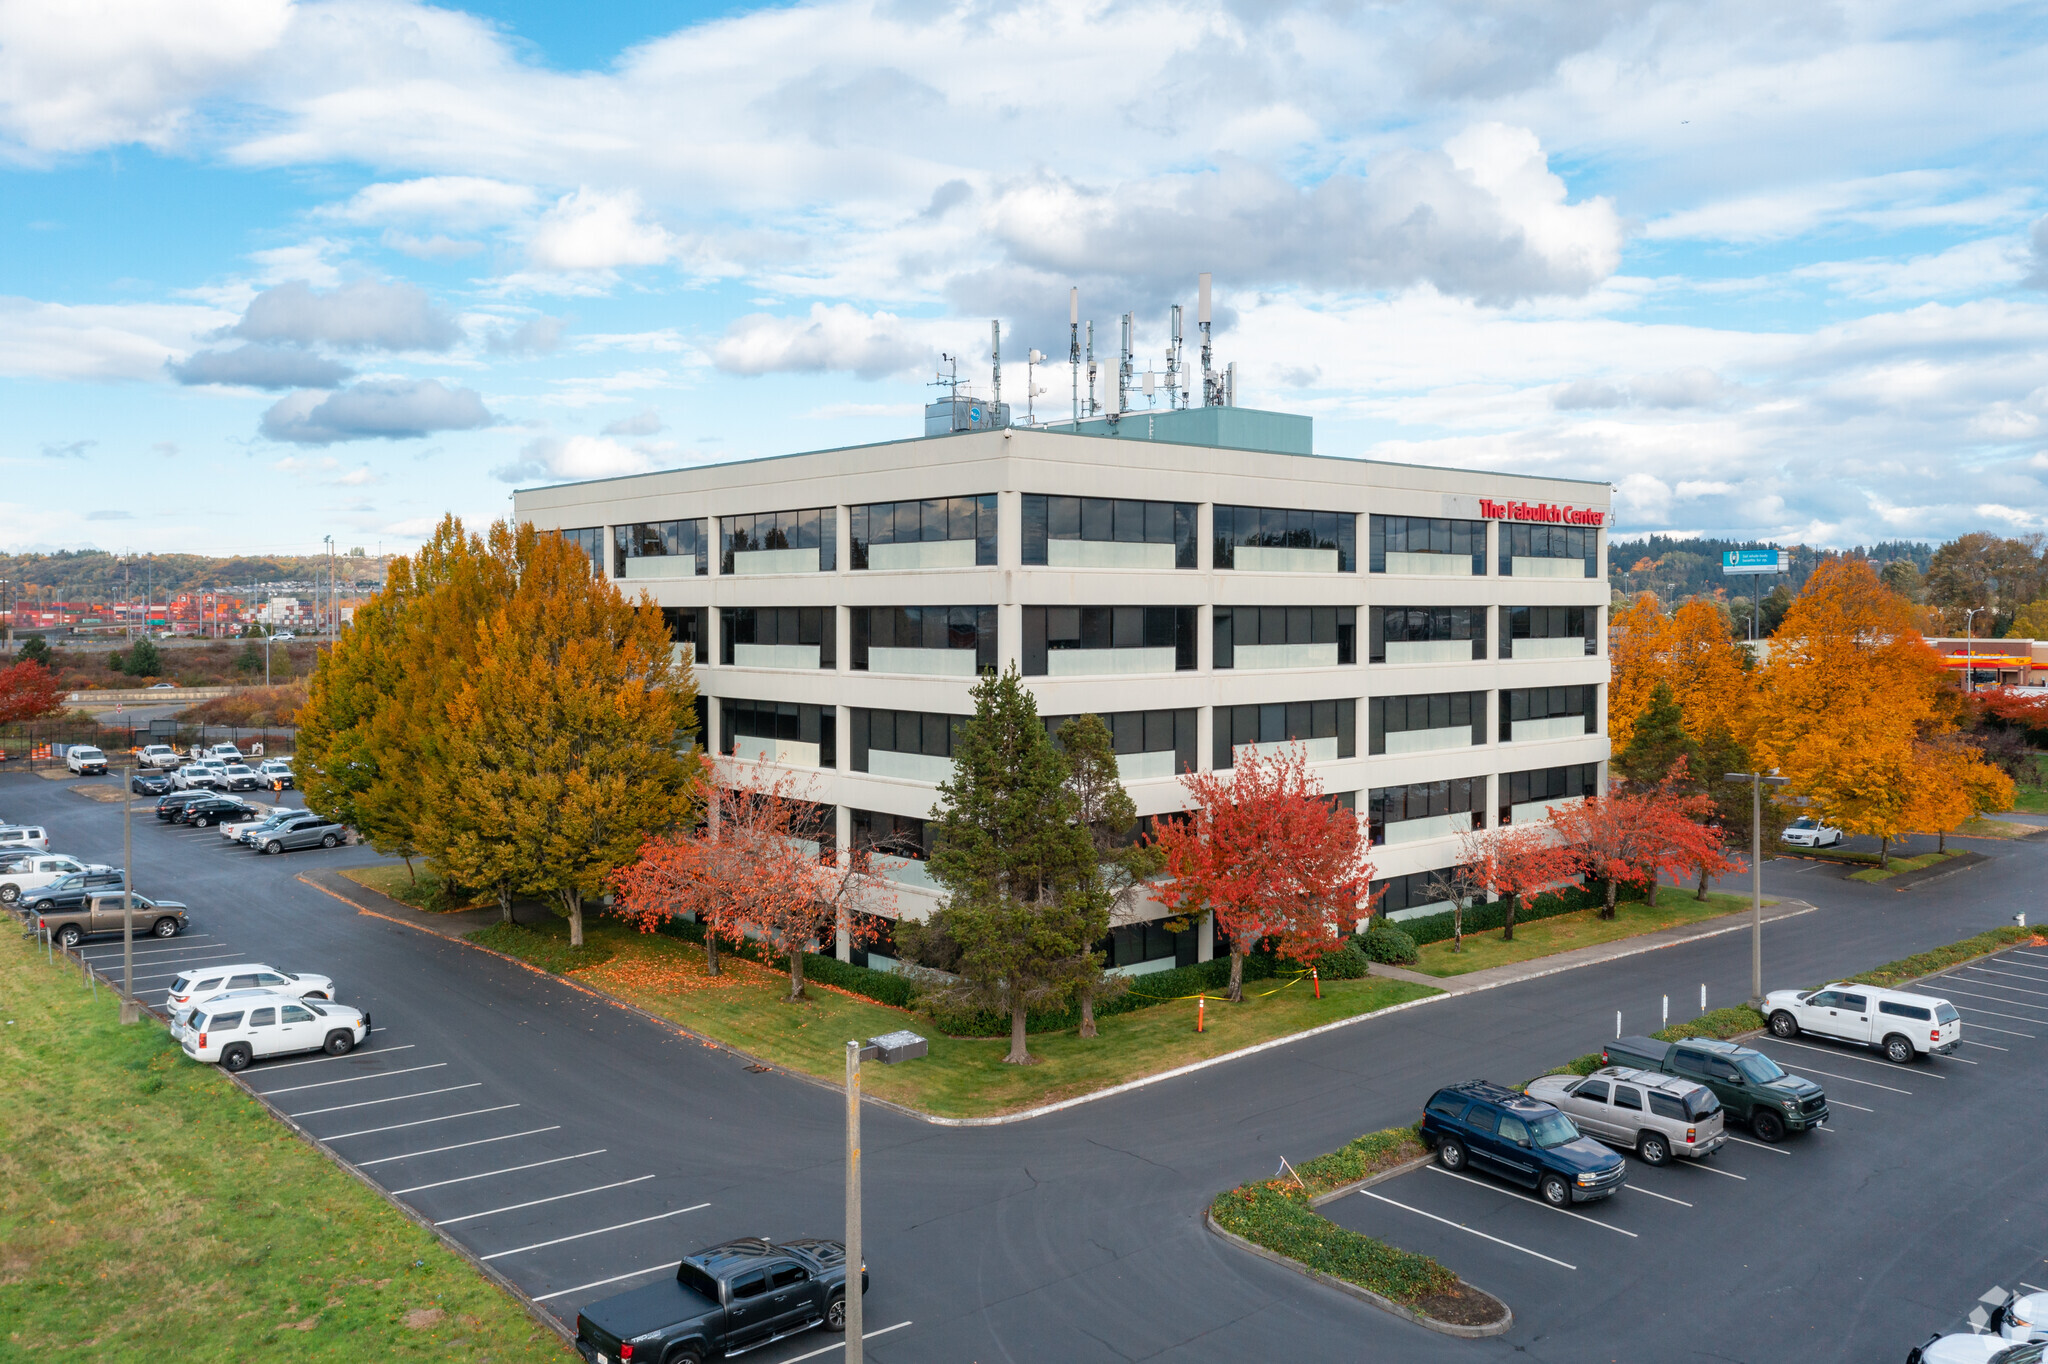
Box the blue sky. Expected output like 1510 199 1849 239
4 0 2046 557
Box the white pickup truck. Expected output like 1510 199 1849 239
0 853 114 905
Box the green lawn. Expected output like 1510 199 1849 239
0 936 567 1361
467 915 1438 1119
1848 850 1964 883
1411 886 1763 977
2011 755 2048 814
340 864 492 913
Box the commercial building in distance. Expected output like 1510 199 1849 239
514 403 1611 975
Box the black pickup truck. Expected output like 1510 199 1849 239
1603 1035 1828 1142
575 1237 866 1363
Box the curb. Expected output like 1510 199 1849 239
1887 851 1989 892
1202 1208 1511 1339
1306 1150 1439 1207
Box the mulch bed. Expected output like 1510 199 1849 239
1413 1281 1509 1328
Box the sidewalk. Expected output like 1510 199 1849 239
1368 897 1818 996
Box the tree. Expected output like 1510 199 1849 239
2010 597 2048 641
1880 559 1926 603
235 640 264 675
1614 682 1698 788
1908 736 2016 851
1420 862 1487 953
1153 744 1372 1001
1456 822 1573 942
0 659 61 725
1925 533 2045 635
1606 593 1669 757
123 637 162 678
1549 766 1739 918
17 636 51 667
1056 714 1156 1038
897 667 1099 1065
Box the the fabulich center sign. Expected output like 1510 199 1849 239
1478 499 1607 527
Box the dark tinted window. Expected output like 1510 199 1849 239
1703 1057 1740 1083
1877 1000 1930 1020
1499 522 1598 576
1684 1090 1721 1120
1574 1079 1609 1103
1647 1092 1685 1121
677 1263 721 1301
769 1263 808 1289
1426 1093 1468 1121
249 1007 276 1027
1612 1085 1643 1112
202 1010 243 1031
1369 514 1485 573
1021 494 1195 567
1497 1114 1529 1145
730 1271 768 1300
229 974 260 989
1464 1106 1498 1134
1838 993 1868 1011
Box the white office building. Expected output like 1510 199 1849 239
514 404 1610 975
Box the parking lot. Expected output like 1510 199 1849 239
1326 944 2048 1360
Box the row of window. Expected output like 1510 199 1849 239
561 505 1600 578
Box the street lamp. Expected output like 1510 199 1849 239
845 1030 924 1362
1963 607 1987 693
1724 770 1791 1005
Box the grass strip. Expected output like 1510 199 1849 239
1846 850 1963 883
340 865 492 913
1410 886 1762 978
0 935 567 1361
1844 924 2046 989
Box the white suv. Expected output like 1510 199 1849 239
166 964 336 1020
177 992 369 1071
0 826 51 854
1764 983 1961 1063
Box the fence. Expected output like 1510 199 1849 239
0 718 297 770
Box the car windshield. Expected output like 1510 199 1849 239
1736 1053 1786 1084
1528 1113 1579 1148
1685 1089 1721 1120
1789 817 1816 829
304 1001 330 1016
1992 1346 2045 1364
677 1263 722 1302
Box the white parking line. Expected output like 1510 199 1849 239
533 1262 674 1303
258 1062 447 1097
1763 1064 1912 1095
436 1175 656 1227
356 1125 561 1167
290 1082 482 1119
125 969 211 983
1427 1167 1638 1237
320 1104 521 1141
253 1044 416 1072
479 1204 710 1261
1621 1183 1692 1207
1945 1004 2041 1033
1828 1099 1875 1113
1760 1037 1945 1078
1726 1135 1792 1155
1938 985 2048 1015
1961 1038 2009 1051
1678 1161 1746 1181
81 935 219 952
779 1321 914 1362
80 939 223 957
1356 1189 1577 1270
1963 968 2048 995
390 1150 605 1196
2023 1282 2046 1293
84 948 237 964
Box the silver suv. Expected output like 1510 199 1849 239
1524 1065 1727 1165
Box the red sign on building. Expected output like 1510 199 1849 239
1478 499 1606 527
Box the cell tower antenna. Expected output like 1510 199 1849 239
1085 319 1098 417
991 320 1002 409
1198 272 1218 407
929 353 961 400
1168 303 1184 409
1027 348 1045 425
1068 287 1080 424
1117 312 1133 417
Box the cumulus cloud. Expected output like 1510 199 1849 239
602 408 664 437
230 279 463 353
485 315 568 355
2025 215 2048 291
169 343 355 389
0 295 226 381
527 188 673 272
260 379 492 445
715 304 933 380
328 176 538 229
493 433 651 483
1552 368 1730 411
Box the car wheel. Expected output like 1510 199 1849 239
58 924 83 949
324 1030 354 1056
824 1295 847 1333
1769 1010 1799 1038
1752 1109 1786 1143
1883 1033 1915 1065
1539 1173 1571 1207
265 841 283 855
1637 1133 1670 1166
320 833 339 849
199 816 214 827
153 917 179 938
0 884 16 904
666 1349 704 1364
1437 1137 1467 1172
221 1044 252 1073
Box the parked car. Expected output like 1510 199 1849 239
1780 816 1844 849
177 795 260 828
1765 983 1962 1062
1908 1335 2045 1363
206 743 246 765
21 868 126 914
223 808 296 842
1419 1080 1627 1206
272 631 295 641
155 791 213 821
251 812 348 853
1524 1066 1727 1165
65 745 108 775
131 769 174 795
177 992 369 1071
171 763 222 791
165 963 337 1021
148 682 177 690
37 892 186 947
1602 1035 1827 1142
1 854 113 905
575 1237 867 1363
1992 1291 2048 1344
214 763 263 792
258 758 295 790
138 743 183 769
0 825 51 853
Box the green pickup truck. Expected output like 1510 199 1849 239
1602 1035 1828 1142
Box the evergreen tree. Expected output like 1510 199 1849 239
1615 682 1698 788
899 667 1099 1064
18 635 51 666
123 637 163 678
1055 714 1156 1038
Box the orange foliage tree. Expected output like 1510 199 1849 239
1455 821 1575 942
1548 764 1742 918
0 659 62 725
1154 744 1373 1002
1907 736 2017 852
1608 592 1756 758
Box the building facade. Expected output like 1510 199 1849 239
513 411 1611 974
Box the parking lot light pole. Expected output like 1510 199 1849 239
119 761 137 1024
1725 770 1790 1006
846 1039 872 1362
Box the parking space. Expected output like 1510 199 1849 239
1326 945 2048 1359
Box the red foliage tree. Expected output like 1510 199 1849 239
1153 744 1374 1001
1455 821 1576 942
1548 764 1740 918
1977 686 2048 744
0 660 62 726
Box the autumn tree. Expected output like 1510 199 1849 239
897 667 1101 1065
1153 743 1372 1001
0 659 61 725
1606 593 1670 757
1456 821 1573 942
1056 714 1158 1037
1908 736 2016 852
1549 766 1740 918
2011 597 2048 641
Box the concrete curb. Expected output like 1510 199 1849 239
1305 1150 1439 1207
1886 851 1989 891
1202 1207 1512 1339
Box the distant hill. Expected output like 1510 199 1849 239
1609 536 1932 603
0 549 391 602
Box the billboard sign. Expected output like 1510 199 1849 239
1722 549 1789 576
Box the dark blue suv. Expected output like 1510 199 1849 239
1420 1080 1627 1206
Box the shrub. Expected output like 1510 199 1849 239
1317 943 1370 979
1390 880 1619 947
1847 925 2043 989
1654 1005 1764 1042
1356 922 1418 965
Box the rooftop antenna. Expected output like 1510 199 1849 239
1085 319 1098 417
991 320 1002 411
1198 272 1218 407
1027 348 1045 425
1118 312 1134 416
1167 303 1184 409
930 353 961 400
1068 287 1080 425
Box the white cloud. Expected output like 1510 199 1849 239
714 304 935 380
326 175 537 229
230 279 462 352
526 188 673 272
495 433 652 483
484 315 567 355
260 378 492 444
169 342 353 389
0 295 228 381
602 408 663 437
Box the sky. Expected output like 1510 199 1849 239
4 0 2047 559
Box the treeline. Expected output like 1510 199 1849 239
1 549 391 598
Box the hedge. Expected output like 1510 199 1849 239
1390 879 1621 947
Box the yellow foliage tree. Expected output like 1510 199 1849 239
1909 736 2017 851
1607 593 1670 756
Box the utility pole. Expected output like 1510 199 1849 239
1724 770 1790 1005
1964 606 1986 694
845 1039 867 1362
324 535 336 642
119 758 137 1024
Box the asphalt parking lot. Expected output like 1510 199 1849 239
1326 943 2048 1361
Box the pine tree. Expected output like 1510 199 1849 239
17 636 51 667
123 637 163 678
1055 714 1153 1038
1614 682 1698 788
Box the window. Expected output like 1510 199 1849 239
1212 607 1355 668
1807 990 1840 1008
558 527 607 576
851 606 996 673
730 1271 768 1301
769 1264 809 1289
1023 606 1197 674
1213 505 1356 571
1684 1089 1720 1120
1878 1000 1931 1021
1647 1092 1686 1121
1735 1054 1783 1084
281 1004 314 1023
1371 867 1460 917
202 1011 244 1031
1501 605 1598 659
1369 692 1486 754
720 699 836 767
1498 763 1599 825
1042 709 1198 780
678 1264 722 1302
1369 515 1485 574
1575 1079 1610 1103
1670 1049 1706 1076
1213 699 1356 768
228 974 260 990
1500 522 1598 577
1369 606 1487 663
1366 779 1483 846
1839 993 1868 1011
1102 920 1191 968
1465 1106 1499 1135
1426 1094 1468 1121
720 607 834 668
249 1007 276 1027
1021 494 1197 569
851 808 933 861
852 494 995 568
663 607 709 654
256 972 288 987
848 710 966 773
1612 1085 1643 1112
1497 1114 1529 1145
1501 686 1599 742
719 507 837 573
1707 1057 1745 1083
614 519 709 577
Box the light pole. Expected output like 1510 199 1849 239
1725 770 1790 1005
116 757 137 1024
845 1039 869 1360
1963 606 1987 693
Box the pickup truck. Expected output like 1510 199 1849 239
38 892 187 948
1602 1034 1828 1142
575 1237 866 1363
